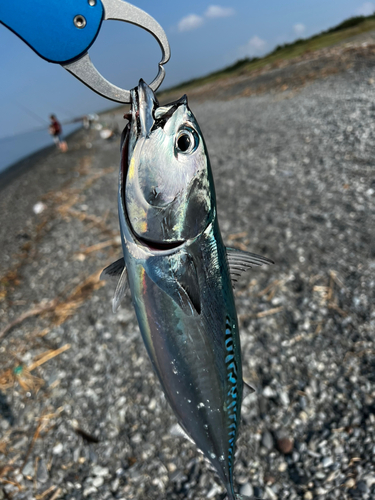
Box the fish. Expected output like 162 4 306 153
102 79 273 499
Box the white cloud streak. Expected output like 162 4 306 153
293 23 306 35
205 5 235 18
238 36 267 58
178 14 204 32
177 5 235 33
357 2 375 15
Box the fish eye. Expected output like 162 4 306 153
175 128 198 155
178 134 191 152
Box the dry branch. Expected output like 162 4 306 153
255 306 284 318
28 344 71 372
0 299 59 342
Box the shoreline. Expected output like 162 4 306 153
0 126 83 191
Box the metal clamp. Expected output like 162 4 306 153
62 0 170 103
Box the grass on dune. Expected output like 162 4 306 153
159 14 375 95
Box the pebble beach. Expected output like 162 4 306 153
0 42 374 500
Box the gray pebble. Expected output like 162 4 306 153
37 459 48 484
240 483 254 497
357 480 369 494
92 476 104 488
92 465 109 477
22 461 34 478
322 457 333 468
262 430 274 450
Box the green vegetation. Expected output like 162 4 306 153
159 13 375 95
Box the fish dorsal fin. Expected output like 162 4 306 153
100 258 125 279
226 247 274 286
112 267 129 313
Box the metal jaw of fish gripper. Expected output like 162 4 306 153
62 0 170 103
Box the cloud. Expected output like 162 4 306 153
293 23 306 35
178 14 204 32
177 5 234 33
357 2 375 15
238 36 267 58
205 5 235 18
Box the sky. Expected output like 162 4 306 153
0 0 373 138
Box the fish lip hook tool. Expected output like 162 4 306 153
63 0 170 103
0 0 170 103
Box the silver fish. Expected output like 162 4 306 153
102 80 272 499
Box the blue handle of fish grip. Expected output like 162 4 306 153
0 0 103 63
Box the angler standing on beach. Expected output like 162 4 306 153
49 114 68 152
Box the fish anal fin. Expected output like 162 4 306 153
100 257 125 280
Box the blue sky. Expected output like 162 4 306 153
0 0 373 137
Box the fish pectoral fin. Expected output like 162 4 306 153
175 264 201 315
112 267 129 313
164 280 200 317
100 257 125 280
146 253 201 316
100 257 129 312
226 247 274 286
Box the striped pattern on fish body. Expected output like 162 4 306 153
120 208 242 494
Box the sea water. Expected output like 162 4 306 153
0 123 80 175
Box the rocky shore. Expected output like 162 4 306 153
0 48 374 500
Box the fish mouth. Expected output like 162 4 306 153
120 81 185 253
136 235 185 251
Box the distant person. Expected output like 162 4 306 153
49 114 68 152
